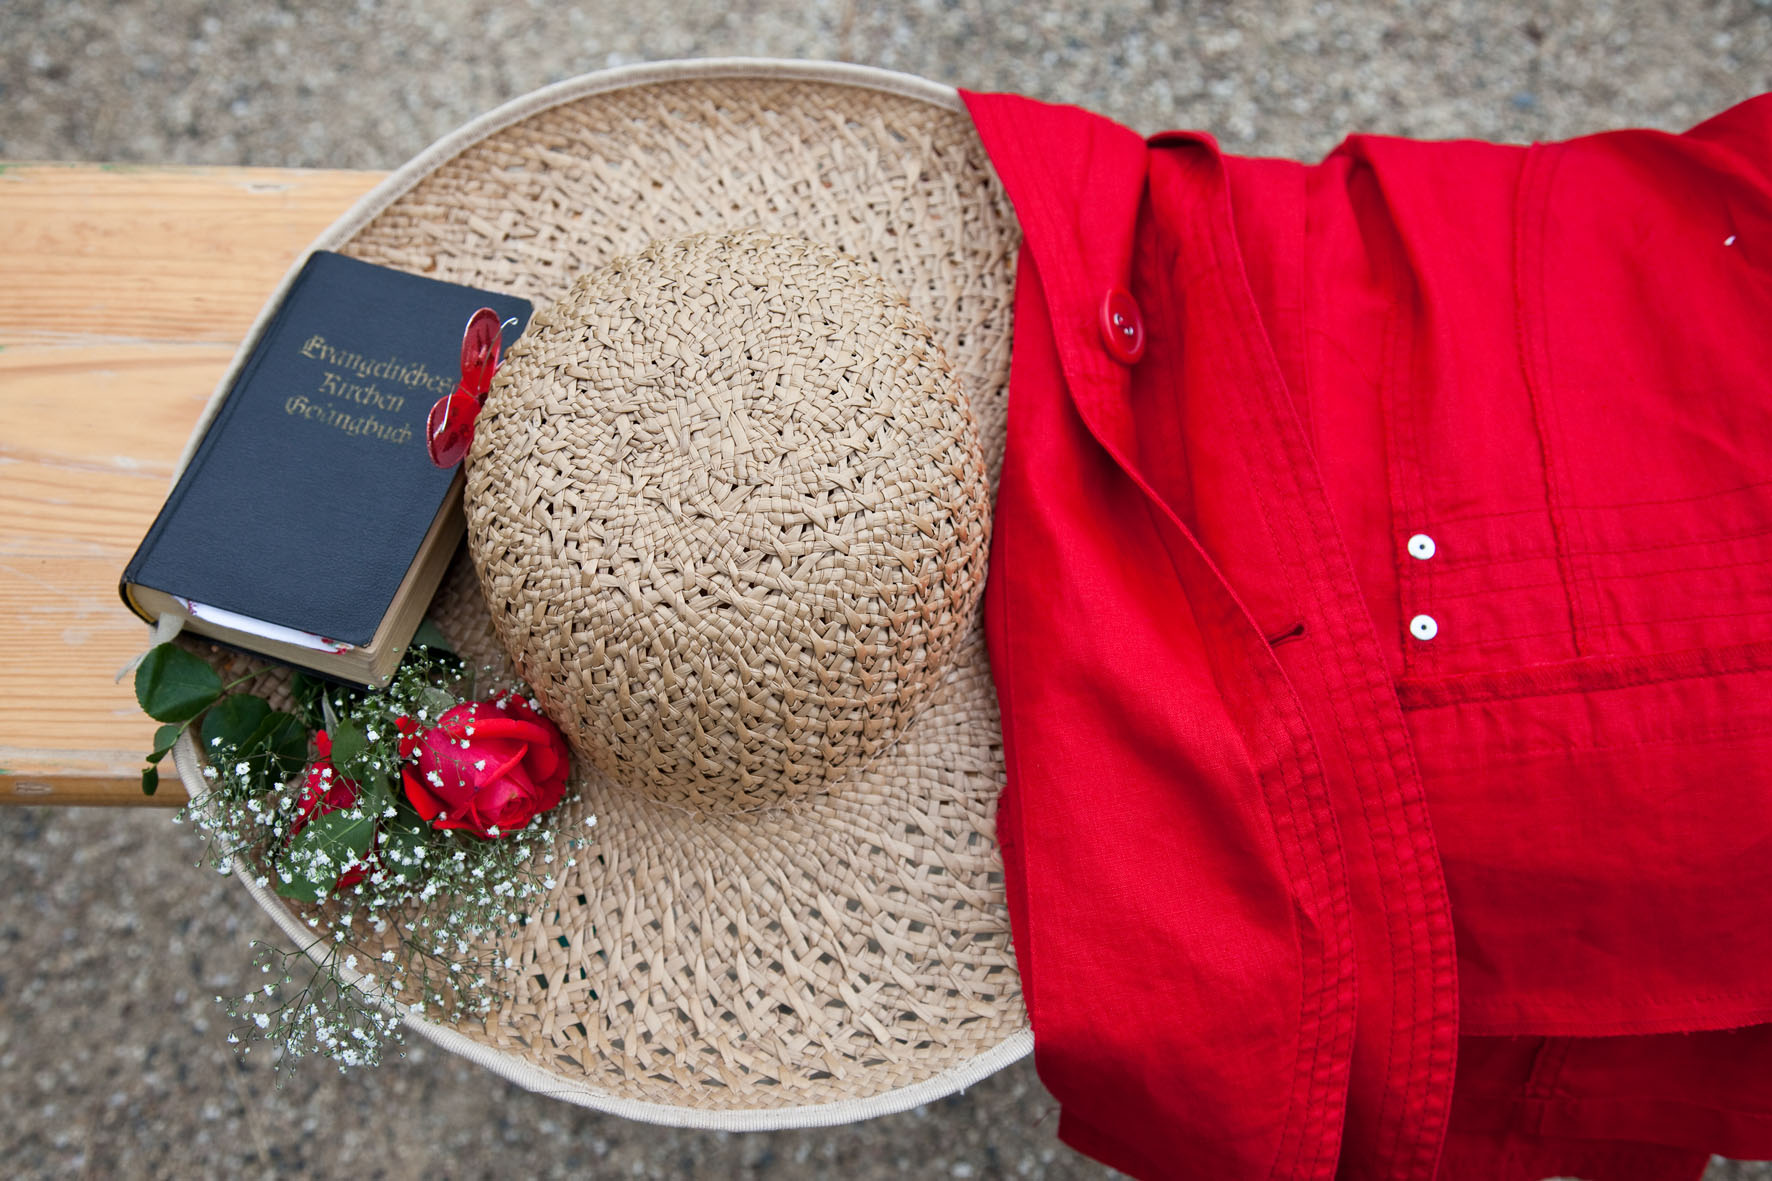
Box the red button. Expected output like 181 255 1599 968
1098 288 1146 365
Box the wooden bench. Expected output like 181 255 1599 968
0 163 383 805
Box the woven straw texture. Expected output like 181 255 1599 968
185 72 1025 1115
466 230 992 810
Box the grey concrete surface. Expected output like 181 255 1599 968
3 2 1771 1178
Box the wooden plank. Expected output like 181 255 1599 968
0 163 386 806
0 162 384 341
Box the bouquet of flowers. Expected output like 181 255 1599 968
134 631 588 1071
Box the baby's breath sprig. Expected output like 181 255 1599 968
139 637 584 1072
220 941 403 1074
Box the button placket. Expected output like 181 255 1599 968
1407 533 1438 642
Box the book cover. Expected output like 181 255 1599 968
122 250 532 652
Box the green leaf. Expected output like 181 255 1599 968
140 765 158 796
242 711 310 785
419 686 458 722
133 644 222 724
200 694 271 754
410 617 456 656
380 819 428 885
275 810 375 901
311 808 376 861
146 721 182 765
356 772 393 816
273 868 324 903
287 672 327 730
328 717 367 771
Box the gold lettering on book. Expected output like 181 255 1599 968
290 331 458 447
317 370 406 413
298 334 454 396
284 395 414 445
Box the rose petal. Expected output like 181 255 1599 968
521 732 569 807
457 793 502 839
401 765 445 822
489 789 541 832
401 697 571 837
463 715 553 744
528 768 566 815
477 745 526 786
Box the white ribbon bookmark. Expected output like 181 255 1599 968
114 612 187 683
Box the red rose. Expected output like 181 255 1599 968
400 694 570 838
290 730 375 889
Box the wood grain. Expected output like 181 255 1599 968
0 163 385 805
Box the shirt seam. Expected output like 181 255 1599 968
1180 142 1460 1180
980 96 1344 1180
1514 141 1591 659
1122 273 1345 1181
1134 146 1356 1181
1395 633 1772 708
1466 995 1772 1038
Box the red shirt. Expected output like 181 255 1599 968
961 88 1772 1180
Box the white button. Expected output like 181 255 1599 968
1407 533 1436 560
1410 614 1439 641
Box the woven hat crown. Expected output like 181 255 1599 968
463 230 991 810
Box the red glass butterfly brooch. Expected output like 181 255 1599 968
425 307 511 467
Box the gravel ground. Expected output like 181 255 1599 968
3 2 1771 1178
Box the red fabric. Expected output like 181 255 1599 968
961 86 1772 1180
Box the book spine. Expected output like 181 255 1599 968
119 255 319 617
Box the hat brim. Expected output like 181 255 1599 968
171 58 1029 1128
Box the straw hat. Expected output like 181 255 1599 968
170 60 1028 1127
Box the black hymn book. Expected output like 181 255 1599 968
120 251 533 689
